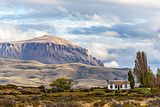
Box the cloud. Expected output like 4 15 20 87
101 31 120 37
0 0 160 71
18 24 56 34
68 26 109 35
4 0 59 5
98 0 160 10
0 23 26 41
91 14 122 26
87 42 118 60
0 11 14 16
19 0 55 4
104 61 120 68
110 23 151 38
0 23 49 42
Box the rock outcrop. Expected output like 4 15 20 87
0 35 103 66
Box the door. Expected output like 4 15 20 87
118 85 120 90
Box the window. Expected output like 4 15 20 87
120 85 122 88
110 85 112 89
115 85 117 88
125 84 127 88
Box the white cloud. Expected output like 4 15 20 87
57 6 68 14
0 0 160 71
0 11 14 16
104 61 120 68
91 14 121 27
89 43 108 59
0 23 49 42
15 0 58 5
66 34 160 70
104 0 160 10
102 31 120 37
0 24 26 41
83 42 118 60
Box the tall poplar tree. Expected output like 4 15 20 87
128 70 135 89
134 51 149 87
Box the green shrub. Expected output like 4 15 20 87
52 101 81 107
0 84 17 89
93 100 106 107
51 87 64 92
0 98 15 107
105 89 111 93
69 89 74 92
79 89 90 92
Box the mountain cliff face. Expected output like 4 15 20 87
0 35 104 66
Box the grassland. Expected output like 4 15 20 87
0 85 159 107
0 58 129 87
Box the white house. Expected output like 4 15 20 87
134 82 141 88
107 80 130 90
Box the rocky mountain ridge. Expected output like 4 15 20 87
0 35 103 66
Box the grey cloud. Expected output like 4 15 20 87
68 23 151 39
18 24 56 34
0 0 160 71
110 23 151 38
68 26 109 35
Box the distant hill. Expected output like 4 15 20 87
0 58 129 87
0 35 103 66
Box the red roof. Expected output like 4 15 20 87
108 80 130 85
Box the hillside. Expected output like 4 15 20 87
0 35 103 66
0 58 129 87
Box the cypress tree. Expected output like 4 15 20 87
134 51 149 87
128 70 135 89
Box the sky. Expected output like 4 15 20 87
0 0 160 72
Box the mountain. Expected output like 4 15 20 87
0 58 129 87
0 35 103 66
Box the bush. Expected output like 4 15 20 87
148 99 160 106
109 102 121 107
90 92 105 97
90 88 94 91
69 89 74 92
52 101 81 107
50 78 74 91
105 89 111 93
38 85 46 93
20 90 40 95
0 84 17 89
0 98 15 107
93 100 106 107
151 88 160 96
51 87 64 92
79 89 90 92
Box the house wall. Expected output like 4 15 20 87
108 84 130 90
122 84 130 90
108 84 117 90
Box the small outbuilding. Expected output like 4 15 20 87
107 80 130 90
134 82 141 88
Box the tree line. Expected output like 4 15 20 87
128 51 160 90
